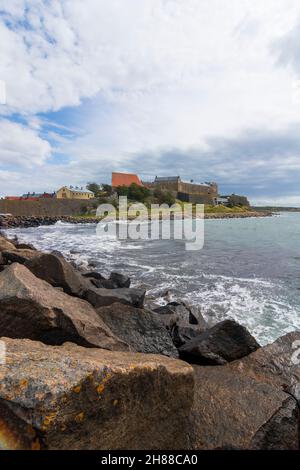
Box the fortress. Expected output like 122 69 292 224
144 176 218 204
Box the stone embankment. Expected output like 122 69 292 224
0 230 298 450
0 210 272 230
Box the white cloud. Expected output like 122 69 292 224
0 119 51 167
1 1 300 200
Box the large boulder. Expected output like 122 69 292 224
109 272 131 288
230 331 300 403
84 285 145 308
0 337 194 450
25 252 89 297
189 364 299 450
82 271 131 289
179 319 260 365
153 301 207 348
0 235 15 252
154 301 206 328
2 248 41 264
0 263 128 351
96 303 178 358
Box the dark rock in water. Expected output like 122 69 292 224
82 271 131 289
109 272 131 288
0 337 193 450
0 263 128 351
15 243 37 251
153 301 207 348
88 260 98 268
84 286 146 308
1 248 42 264
189 363 299 450
82 271 106 281
154 301 207 329
90 277 117 289
25 252 89 297
96 302 178 358
179 319 260 365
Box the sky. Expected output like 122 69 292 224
1 1 300 204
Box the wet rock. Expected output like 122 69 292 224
154 301 206 328
15 243 37 250
0 263 128 351
2 249 41 264
82 271 106 281
96 303 178 358
189 363 299 450
179 319 260 365
82 271 131 289
153 301 207 348
84 286 146 308
25 252 89 297
109 272 131 288
0 337 194 450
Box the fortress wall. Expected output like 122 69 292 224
0 199 97 216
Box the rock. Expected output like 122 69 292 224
96 303 178 358
0 235 15 252
153 301 207 348
230 331 300 404
16 243 37 250
179 319 260 365
0 263 128 351
82 271 131 289
82 271 106 281
189 364 299 450
154 301 206 328
172 325 202 348
25 252 89 297
84 286 146 308
109 272 131 288
0 337 194 450
1 249 41 264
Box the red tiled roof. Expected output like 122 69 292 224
112 172 143 187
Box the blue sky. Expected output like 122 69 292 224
1 0 300 205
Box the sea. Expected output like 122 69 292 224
5 212 300 345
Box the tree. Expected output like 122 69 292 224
153 188 176 205
116 183 150 202
86 182 101 197
102 184 113 196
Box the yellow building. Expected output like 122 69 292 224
56 186 94 200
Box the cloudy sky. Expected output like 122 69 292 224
1 0 300 204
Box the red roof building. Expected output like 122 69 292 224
111 172 143 188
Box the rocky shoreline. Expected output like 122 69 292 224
0 210 273 229
0 230 299 450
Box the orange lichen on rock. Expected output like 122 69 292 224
74 412 85 423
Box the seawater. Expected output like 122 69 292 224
5 212 300 345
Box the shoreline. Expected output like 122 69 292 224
0 210 273 229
